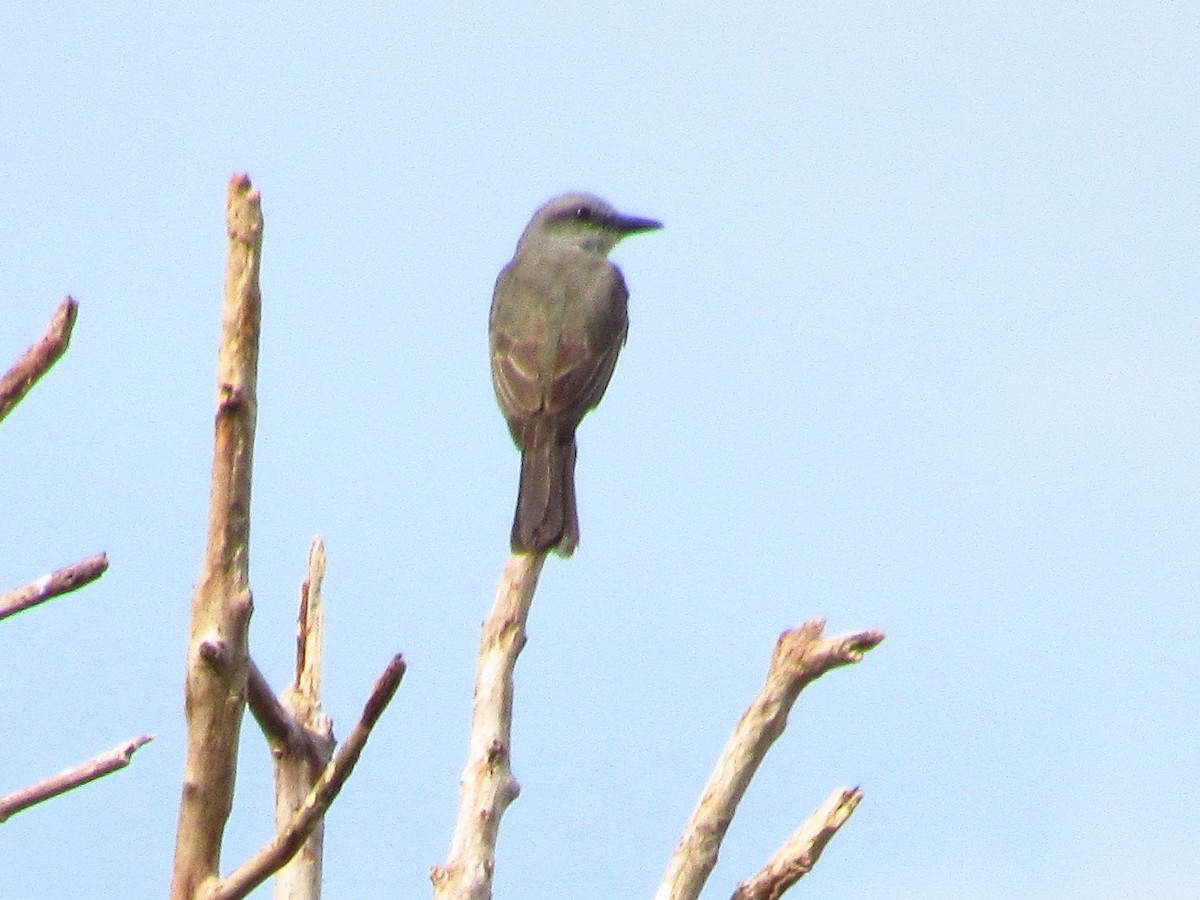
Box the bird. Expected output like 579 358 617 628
489 192 662 556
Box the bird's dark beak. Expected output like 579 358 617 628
610 213 663 235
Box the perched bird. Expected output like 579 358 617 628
489 192 661 556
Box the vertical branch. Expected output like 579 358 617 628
171 173 264 900
239 537 404 899
431 552 547 900
273 538 335 900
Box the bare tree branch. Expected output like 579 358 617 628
655 619 885 900
247 659 311 759
731 787 864 900
171 173 264 900
272 537 335 900
0 553 108 621
0 735 154 823
0 296 78 423
244 546 335 772
431 551 548 900
212 654 406 900
0 300 149 824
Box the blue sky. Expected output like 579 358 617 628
1 3 1197 897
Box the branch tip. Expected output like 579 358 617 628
361 654 406 727
0 552 109 621
732 786 865 899
655 619 883 900
0 296 80 422
0 734 154 823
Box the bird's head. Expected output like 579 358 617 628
519 192 662 256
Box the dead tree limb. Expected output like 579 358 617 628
242 537 337 900
0 735 154 823
731 786 864 900
655 619 884 900
244 541 335 768
0 296 78 423
0 553 109 621
170 173 263 900
213 654 406 900
269 537 334 899
430 551 548 899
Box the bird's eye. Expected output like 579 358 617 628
574 205 591 221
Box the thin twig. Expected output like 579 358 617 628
0 735 154 823
655 619 884 900
0 553 108 621
212 654 406 900
731 787 864 900
0 296 78 423
170 173 264 900
430 551 548 899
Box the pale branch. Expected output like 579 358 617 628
0 735 154 823
0 296 78 423
430 551 548 900
0 552 108 621
211 654 406 900
655 619 885 900
171 173 264 900
273 537 335 900
294 537 326 697
731 787 864 900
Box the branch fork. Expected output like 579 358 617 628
655 619 885 900
169 175 404 899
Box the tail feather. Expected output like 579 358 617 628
512 420 579 556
